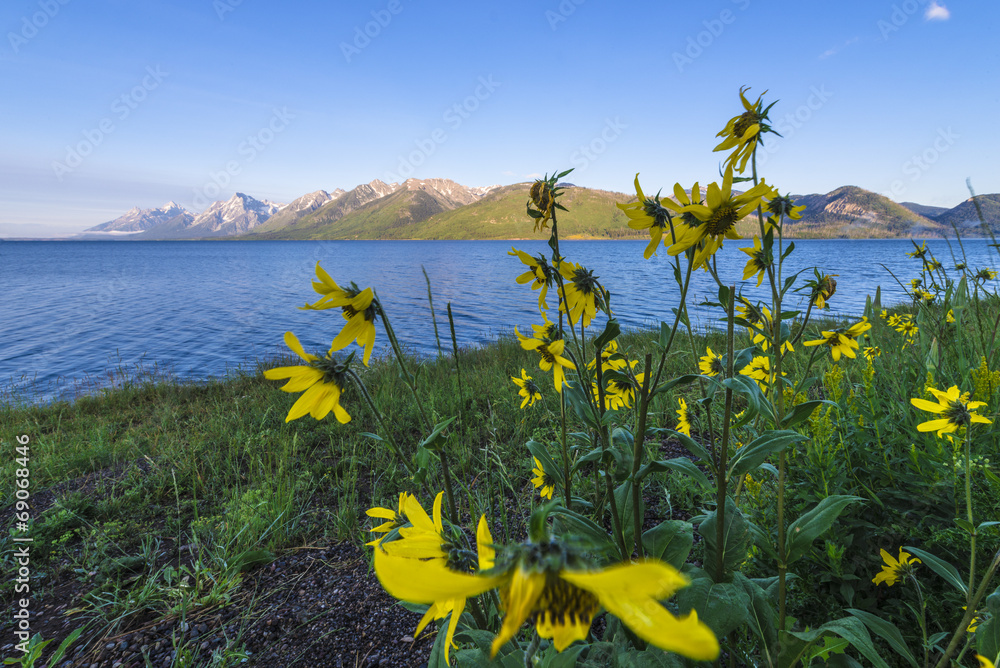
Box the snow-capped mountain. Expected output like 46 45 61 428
86 202 192 233
188 193 283 236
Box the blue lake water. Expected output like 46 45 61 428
1 238 997 404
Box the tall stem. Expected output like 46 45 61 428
716 287 736 583
346 368 416 476
631 353 652 558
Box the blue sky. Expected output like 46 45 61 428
2 0 997 236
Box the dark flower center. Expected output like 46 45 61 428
733 111 759 139
533 575 599 629
705 202 739 236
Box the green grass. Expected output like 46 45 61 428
3 289 1000 666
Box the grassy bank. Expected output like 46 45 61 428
2 293 1000 665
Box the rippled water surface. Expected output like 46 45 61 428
2 239 996 403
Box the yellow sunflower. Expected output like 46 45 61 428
263 331 351 423
531 457 556 500
511 368 543 409
910 385 992 438
509 247 557 312
374 515 499 665
738 236 770 287
301 262 378 366
872 547 920 587
803 318 872 361
365 492 412 547
713 86 766 174
699 347 725 377
668 166 774 270
557 261 603 329
676 398 692 436
616 174 675 259
515 327 576 392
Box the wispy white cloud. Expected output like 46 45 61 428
925 1 950 21
819 36 860 60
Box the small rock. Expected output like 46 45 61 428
201 641 210 650
401 636 415 643
106 643 116 650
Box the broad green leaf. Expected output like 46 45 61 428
419 415 458 452
563 381 599 429
846 608 919 668
698 496 749 581
594 317 621 353
817 616 892 668
976 614 1000 662
728 430 805 479
786 495 864 565
550 506 615 553
781 399 836 429
526 440 564 485
614 479 642 553
641 520 694 569
674 567 751 636
648 428 711 462
646 457 711 490
902 546 968 596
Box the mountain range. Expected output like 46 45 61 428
80 179 1000 241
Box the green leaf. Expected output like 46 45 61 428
902 546 969 595
641 520 694 569
419 416 457 452
526 440 564 485
728 430 805 479
614 480 642 552
563 381 599 429
955 517 976 535
976 613 1000 661
698 496 749 581
648 428 711 462
550 506 615 553
785 495 864 566
594 317 621 353
658 320 671 349
674 567 751 636
733 573 777 654
646 457 711 490
781 399 836 429
818 617 892 668
649 373 714 399
846 609 918 668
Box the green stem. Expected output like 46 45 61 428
933 550 1000 668
652 256 695 391
910 573 929 668
378 295 433 433
630 353 652 558
965 428 975 604
421 265 443 357
346 368 416 476
716 287 736 583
